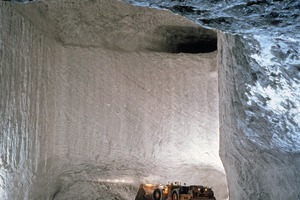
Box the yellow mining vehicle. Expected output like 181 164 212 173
135 182 216 200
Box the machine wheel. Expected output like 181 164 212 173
153 188 162 200
208 188 214 199
172 190 179 200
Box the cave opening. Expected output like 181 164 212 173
174 38 217 53
146 25 218 54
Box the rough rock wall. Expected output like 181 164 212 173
1 1 227 199
120 0 300 199
53 44 226 200
0 3 63 199
12 0 216 52
218 33 300 200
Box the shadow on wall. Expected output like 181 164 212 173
145 25 217 54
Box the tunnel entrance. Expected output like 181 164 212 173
146 26 217 54
174 38 217 53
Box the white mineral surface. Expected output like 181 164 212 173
2 0 300 199
0 1 228 199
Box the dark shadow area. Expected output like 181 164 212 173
146 25 217 54
173 38 217 53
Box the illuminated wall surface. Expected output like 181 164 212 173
1 0 300 200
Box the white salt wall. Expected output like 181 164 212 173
0 4 63 199
53 47 226 200
0 1 227 199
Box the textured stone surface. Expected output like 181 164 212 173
3 0 299 199
0 4 61 199
0 1 227 199
12 0 216 51
218 33 300 200
123 0 300 199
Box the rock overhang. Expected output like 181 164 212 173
10 0 218 53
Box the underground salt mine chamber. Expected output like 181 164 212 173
1 0 300 200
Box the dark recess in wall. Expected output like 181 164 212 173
147 25 217 54
172 37 217 53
